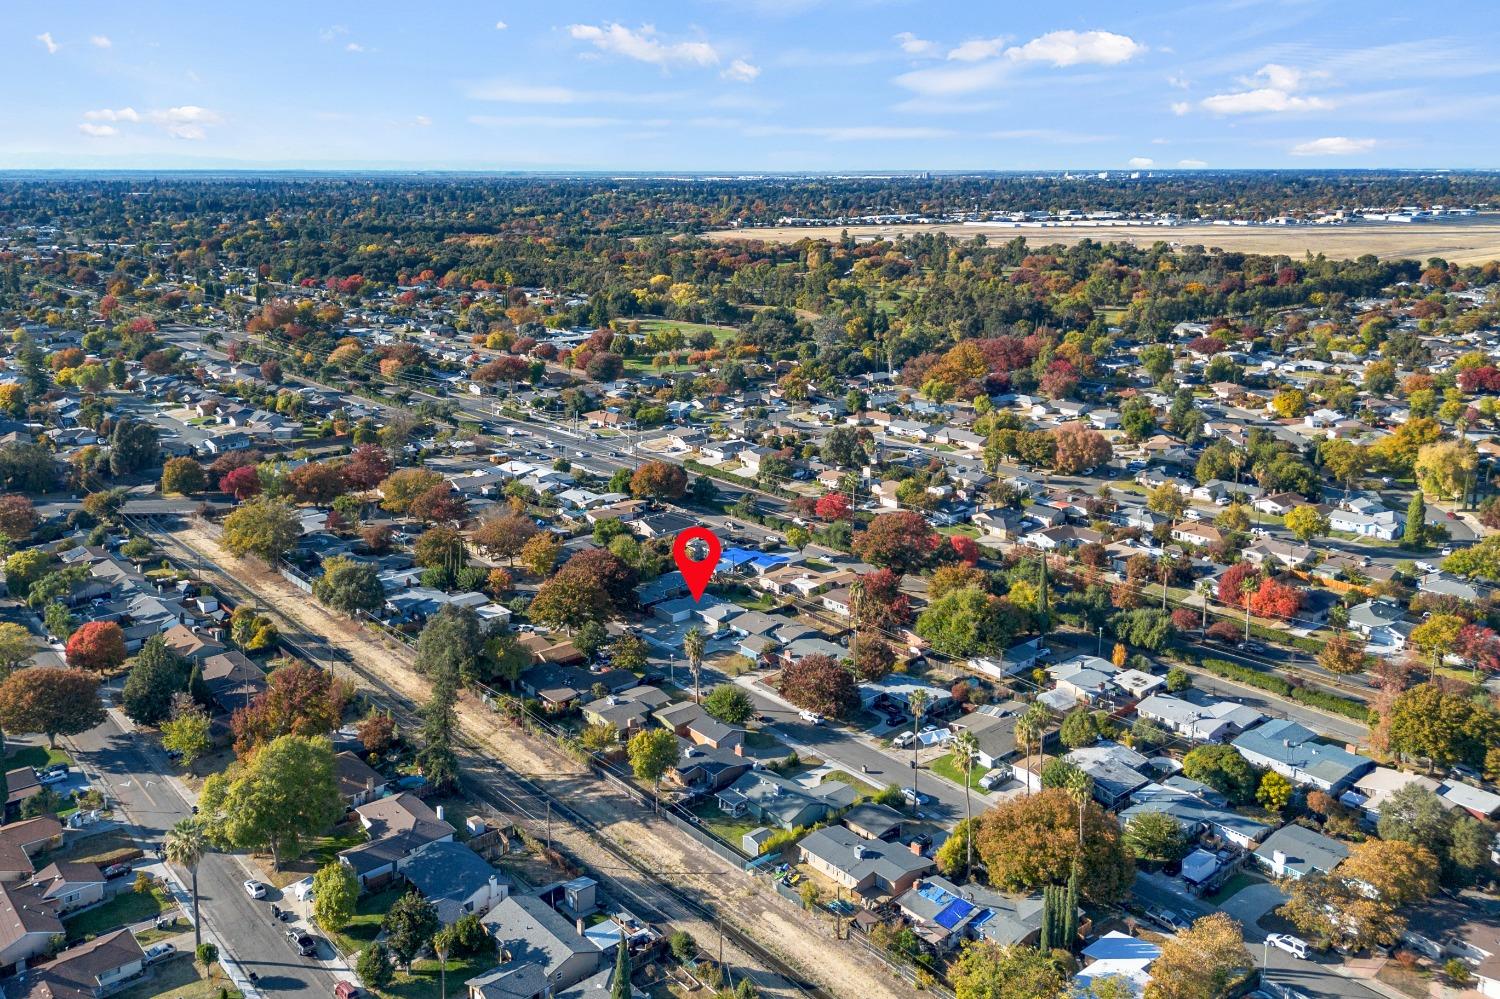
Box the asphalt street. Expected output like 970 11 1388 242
66 703 338 999
1131 874 1378 999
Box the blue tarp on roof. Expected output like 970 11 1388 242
935 898 976 930
719 548 762 569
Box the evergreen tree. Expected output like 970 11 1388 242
610 940 631 999
1405 492 1426 548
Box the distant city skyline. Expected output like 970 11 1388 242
4 0 1500 171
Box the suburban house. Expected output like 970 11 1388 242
5 929 146 999
797 826 934 904
1119 783 1272 850
0 818 64 883
1399 895 1500 999
22 862 106 914
341 793 456 889
1232 719 1374 793
478 894 603 992
894 875 1045 951
335 751 390 808
1075 932 1160 998
0 880 64 973
716 772 855 830
1135 694 1264 744
401 840 511 925
1253 823 1349 880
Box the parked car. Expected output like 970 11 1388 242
797 709 824 725
1266 934 1309 959
891 731 916 749
900 787 933 806
287 930 317 957
39 766 70 786
102 863 132 880
1142 905 1186 932
334 983 360 999
143 943 176 965
244 879 267 899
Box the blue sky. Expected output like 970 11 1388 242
4 0 1499 171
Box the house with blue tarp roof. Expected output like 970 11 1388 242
894 874 1045 951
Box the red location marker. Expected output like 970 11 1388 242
673 527 722 603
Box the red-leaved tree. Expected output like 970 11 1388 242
66 621 127 672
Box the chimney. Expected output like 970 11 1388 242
576 917 587 937
909 840 924 856
733 743 743 757
435 805 445 822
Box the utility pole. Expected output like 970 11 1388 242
546 801 552 851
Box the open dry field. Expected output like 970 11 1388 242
704 219 1500 264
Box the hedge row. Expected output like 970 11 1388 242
1198 658 1372 723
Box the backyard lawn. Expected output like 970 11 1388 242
927 753 991 794
64 885 171 941
687 801 761 845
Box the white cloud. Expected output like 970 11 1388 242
36 32 59 54
494 20 508 30
896 28 1145 96
1128 156 1155 168
567 23 719 67
414 115 432 127
947 37 1007 62
78 123 117 137
1178 158 1208 168
1290 136 1375 156
1004 30 1146 67
721 59 760 82
1196 63 1332 115
1201 88 1330 114
1167 73 1189 89
1170 101 1191 115
345 42 365 52
893 32 937 57
89 35 112 49
83 108 142 122
82 105 222 140
894 60 1011 97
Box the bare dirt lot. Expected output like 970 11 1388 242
703 219 1500 263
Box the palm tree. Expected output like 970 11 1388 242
908 690 928 806
434 925 458 999
1064 769 1094 848
1197 578 1216 631
1241 575 1259 642
953 731 980 872
1016 703 1052 797
683 627 706 704
165 818 208 949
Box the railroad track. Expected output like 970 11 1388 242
131 515 838 999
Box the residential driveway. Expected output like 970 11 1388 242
1220 882 1289 937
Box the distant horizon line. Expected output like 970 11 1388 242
1 166 1499 179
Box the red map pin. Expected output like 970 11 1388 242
672 527 722 603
